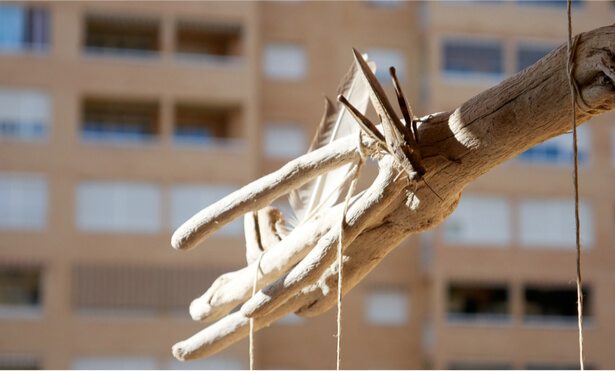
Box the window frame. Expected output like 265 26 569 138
0 264 43 319
170 184 242 237
262 122 307 160
518 198 594 249
0 4 50 54
364 288 410 326
262 42 307 81
0 172 48 231
0 87 51 142
75 180 162 234
442 194 512 247
364 47 407 84
446 282 511 325
441 38 505 82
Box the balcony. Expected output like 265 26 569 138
174 20 243 67
447 283 510 325
524 285 593 327
83 15 160 59
80 98 160 145
0 264 42 319
72 264 225 317
173 103 242 149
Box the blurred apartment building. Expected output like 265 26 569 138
1 1 614 369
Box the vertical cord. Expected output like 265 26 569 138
336 211 344 371
337 137 365 370
250 254 264 371
567 1 584 369
249 315 255 370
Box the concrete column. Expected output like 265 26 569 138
160 14 175 63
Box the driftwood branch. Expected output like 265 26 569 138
171 134 378 251
241 156 405 319
172 25 615 361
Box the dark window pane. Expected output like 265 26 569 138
173 103 241 146
0 355 40 370
450 361 512 370
443 41 503 75
447 283 510 322
517 45 554 71
81 98 159 143
524 285 592 324
0 266 41 307
24 8 49 49
526 362 592 370
518 0 582 7
175 20 241 61
84 15 160 57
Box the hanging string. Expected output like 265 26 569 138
249 253 264 370
566 1 584 369
337 134 366 370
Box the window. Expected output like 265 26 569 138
525 362 591 370
71 357 158 370
166 357 244 370
72 264 225 316
0 265 42 318
81 98 159 144
524 285 592 325
276 312 306 325
519 199 594 248
263 123 306 159
365 48 406 84
365 289 409 325
83 15 160 58
443 40 503 78
420 229 434 271
76 181 161 233
263 43 307 81
175 20 242 66
365 0 404 8
174 103 242 148
170 184 242 236
449 361 512 370
442 0 503 5
0 88 50 141
442 195 511 246
0 173 47 231
422 320 435 353
518 125 590 165
0 355 40 370
447 283 510 323
0 4 49 52
517 0 582 8
517 44 556 72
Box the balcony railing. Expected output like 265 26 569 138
81 98 160 145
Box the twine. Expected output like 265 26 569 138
249 253 264 370
336 133 367 370
566 1 584 369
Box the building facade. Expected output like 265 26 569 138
0 1 614 369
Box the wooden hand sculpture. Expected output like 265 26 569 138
171 26 615 361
